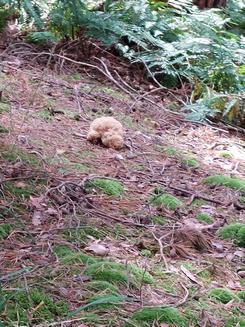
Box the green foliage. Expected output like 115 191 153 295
152 215 166 225
85 178 124 196
218 223 245 247
0 224 12 240
150 189 183 210
3 181 36 198
237 291 245 302
186 91 245 125
0 125 9 133
126 307 187 327
196 213 213 224
26 31 58 44
204 175 245 193
3 288 68 324
209 288 236 304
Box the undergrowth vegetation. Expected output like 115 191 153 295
0 0 244 126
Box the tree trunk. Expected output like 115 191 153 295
193 0 227 8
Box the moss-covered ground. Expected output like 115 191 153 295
0 51 244 327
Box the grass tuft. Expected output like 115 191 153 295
196 213 213 223
85 178 124 196
204 175 245 193
150 190 182 210
0 224 12 240
209 288 236 304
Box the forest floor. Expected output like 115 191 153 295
0 46 245 327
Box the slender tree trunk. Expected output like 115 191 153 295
193 0 227 8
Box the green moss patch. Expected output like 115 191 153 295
54 245 97 265
126 307 187 327
85 178 124 196
150 189 183 210
204 175 245 193
84 261 154 287
218 223 245 247
3 289 69 325
209 288 236 304
196 213 213 224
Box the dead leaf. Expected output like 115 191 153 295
181 265 203 286
32 210 43 226
85 243 109 256
45 208 58 216
56 149 66 155
30 196 46 210
15 181 27 189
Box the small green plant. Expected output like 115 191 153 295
218 223 245 247
240 196 245 205
204 175 245 193
181 158 199 167
152 215 166 225
85 178 124 196
126 307 187 327
237 291 245 302
150 189 182 210
37 108 54 121
219 151 233 159
165 146 178 157
3 182 36 198
0 224 12 240
209 288 236 304
196 213 213 224
0 102 11 113
141 249 152 257
26 31 58 45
